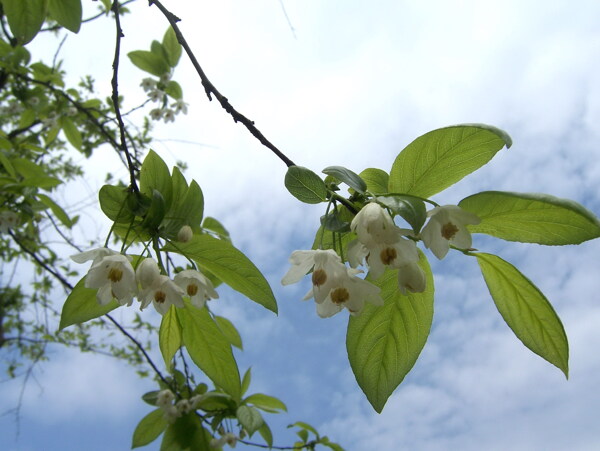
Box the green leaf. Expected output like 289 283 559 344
140 150 173 211
258 422 273 448
98 184 134 223
237 405 264 436
214 315 243 350
18 108 36 129
322 165 367 194
285 166 328 204
376 195 427 233
132 408 168 449
161 414 209 451
2 0 48 45
164 234 277 313
37 193 72 227
389 124 512 198
244 393 287 413
48 0 82 33
176 304 242 400
128 50 170 77
164 180 203 235
320 209 350 233
0 151 17 178
59 277 119 330
164 80 182 100
162 27 182 67
475 253 569 378
359 168 389 195
60 117 82 150
347 252 434 412
202 216 230 241
289 421 318 436
159 306 182 366
241 368 252 396
141 189 166 232
312 205 355 252
459 191 600 245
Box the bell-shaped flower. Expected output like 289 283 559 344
71 247 120 266
351 202 399 247
84 254 137 306
397 261 426 295
139 274 185 315
421 205 480 259
0 210 19 233
174 269 219 309
136 258 161 289
282 249 383 317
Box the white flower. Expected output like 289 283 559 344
160 72 172 84
211 433 237 449
421 205 480 259
177 225 193 242
282 249 383 317
156 389 175 408
176 399 192 415
162 108 175 123
136 258 161 289
140 77 157 92
172 99 188 114
66 106 78 116
397 261 426 295
148 89 165 102
85 254 137 305
71 247 120 266
0 211 19 233
139 275 185 315
149 108 163 120
351 202 400 247
174 269 218 309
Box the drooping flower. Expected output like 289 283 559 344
347 202 421 281
136 258 161 289
148 89 165 102
84 254 137 305
282 249 383 317
397 261 426 295
421 205 480 259
149 108 163 120
172 99 188 115
0 210 19 233
174 269 219 309
162 109 176 123
139 274 185 315
140 77 157 92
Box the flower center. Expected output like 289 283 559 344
187 284 198 296
107 267 123 283
441 222 459 240
380 247 397 265
154 290 167 303
312 269 327 287
330 287 350 304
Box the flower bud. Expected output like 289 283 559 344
177 225 193 243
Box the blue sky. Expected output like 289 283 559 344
2 1 600 450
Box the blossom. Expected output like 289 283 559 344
397 261 426 295
136 258 161 289
0 211 19 233
84 254 137 305
172 99 188 114
282 249 383 317
421 205 480 259
139 274 185 315
174 269 218 309
347 202 420 281
210 433 237 449
162 108 176 123
156 389 180 423
149 108 163 120
177 225 193 242
140 77 157 92
148 89 165 102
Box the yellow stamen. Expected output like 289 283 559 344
155 290 166 303
380 247 397 265
312 269 327 287
107 267 123 283
331 287 350 304
187 284 198 296
441 222 459 240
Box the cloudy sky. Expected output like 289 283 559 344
2 1 600 450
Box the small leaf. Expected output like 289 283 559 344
177 304 242 400
160 414 209 451
359 168 389 194
0 151 17 177
141 189 166 232
132 409 167 448
159 306 182 366
289 421 318 436
376 195 427 233
37 193 72 227
320 209 350 232
476 253 569 378
48 0 82 33
322 165 367 193
244 393 287 413
162 27 182 67
258 422 273 448
241 368 252 396
59 277 119 330
237 405 264 436
98 185 134 223
128 50 170 77
164 80 182 100
389 124 512 198
164 234 277 313
60 117 82 149
140 149 173 211
2 0 48 45
312 205 355 252
202 216 231 241
214 315 243 350
284 166 328 204
459 191 600 245
347 252 434 412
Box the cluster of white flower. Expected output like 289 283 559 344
0 210 19 233
210 432 238 449
71 247 218 314
140 75 188 123
282 202 479 317
156 389 206 423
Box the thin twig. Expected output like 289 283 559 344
110 1 140 192
148 0 296 168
